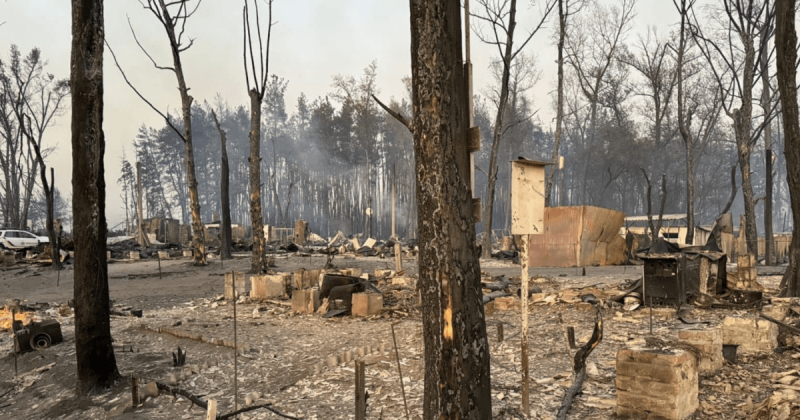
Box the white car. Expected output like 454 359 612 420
0 230 49 250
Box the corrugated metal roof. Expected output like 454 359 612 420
624 214 687 222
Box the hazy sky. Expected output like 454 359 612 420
1 0 676 227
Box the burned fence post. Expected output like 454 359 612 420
355 360 366 420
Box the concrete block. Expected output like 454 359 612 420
224 271 246 300
129 251 140 260
677 326 723 373
493 296 519 311
616 347 698 419
722 316 778 353
292 289 320 314
484 301 496 316
761 304 789 322
250 274 290 299
157 250 169 260
183 250 193 258
352 293 383 316
293 269 315 290
392 277 411 286
348 268 363 277
737 254 756 268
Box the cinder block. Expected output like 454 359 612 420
250 274 290 299
129 251 140 260
722 316 778 353
352 293 383 316
157 250 169 260
183 250 193 258
292 289 320 314
348 268 363 277
224 271 246 300
616 347 698 419
677 326 723 373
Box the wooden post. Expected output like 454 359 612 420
355 360 366 420
395 243 402 272
519 234 530 417
391 322 411 420
232 277 238 414
205 399 217 420
566 326 576 349
392 166 396 239
131 376 140 406
135 162 149 248
157 252 162 280
11 308 17 377
497 323 504 342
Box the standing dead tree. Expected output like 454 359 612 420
775 0 799 296
21 116 61 269
410 0 492 417
71 0 120 392
242 0 274 274
690 0 777 255
759 0 775 265
112 0 207 265
564 0 637 205
545 0 585 207
472 0 556 259
211 109 232 260
0 46 68 230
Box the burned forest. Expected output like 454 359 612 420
2 0 800 419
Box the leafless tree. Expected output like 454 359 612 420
71 0 120 392
0 46 67 230
545 0 585 207
759 0 776 264
472 0 556 258
564 0 637 204
690 0 776 255
410 0 491 417
242 0 274 273
775 0 799 296
111 0 207 265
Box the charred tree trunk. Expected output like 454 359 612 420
212 110 232 260
21 118 60 269
761 15 774 265
410 0 492 417
481 0 517 259
734 36 759 256
248 90 267 273
675 0 695 245
70 0 120 392
776 0 800 296
545 0 566 207
155 0 206 265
